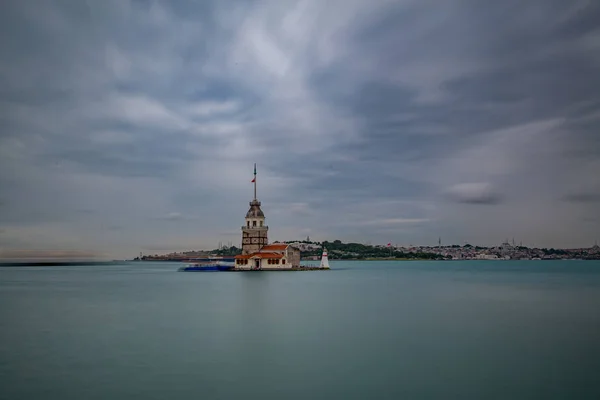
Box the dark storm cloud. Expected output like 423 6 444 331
446 183 504 205
37 131 200 179
563 193 600 203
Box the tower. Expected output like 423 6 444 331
241 164 268 255
320 248 330 269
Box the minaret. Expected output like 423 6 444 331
241 164 268 255
320 247 330 269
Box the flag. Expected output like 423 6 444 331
251 177 255 183
387 242 391 247
251 163 256 182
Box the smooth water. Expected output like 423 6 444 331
1 260 599 399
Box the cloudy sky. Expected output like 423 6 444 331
1 0 599 259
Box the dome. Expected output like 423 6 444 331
246 200 265 218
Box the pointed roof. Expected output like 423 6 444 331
245 163 264 218
246 199 265 218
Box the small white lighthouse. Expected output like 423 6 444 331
320 247 330 269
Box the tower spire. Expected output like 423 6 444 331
253 163 257 200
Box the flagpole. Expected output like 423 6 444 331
253 163 257 200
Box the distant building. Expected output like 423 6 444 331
287 242 321 251
234 164 300 270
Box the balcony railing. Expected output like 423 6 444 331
241 225 268 230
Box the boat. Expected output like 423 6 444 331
178 260 235 272
182 257 236 263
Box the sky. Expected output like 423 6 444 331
1 0 599 259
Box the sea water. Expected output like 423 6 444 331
1 260 599 399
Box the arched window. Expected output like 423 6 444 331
260 221 263 227
282 259 285 264
253 220 257 227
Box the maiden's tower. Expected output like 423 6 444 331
234 164 301 270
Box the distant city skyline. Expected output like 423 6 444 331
137 239 600 262
1 0 599 259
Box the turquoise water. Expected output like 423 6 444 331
1 260 599 399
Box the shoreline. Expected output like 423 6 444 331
328 258 597 261
228 267 330 271
126 257 599 263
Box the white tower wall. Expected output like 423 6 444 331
320 248 330 269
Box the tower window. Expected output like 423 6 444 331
260 221 263 227
253 220 256 227
247 221 250 227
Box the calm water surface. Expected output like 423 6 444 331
1 260 600 399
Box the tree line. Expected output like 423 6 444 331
208 240 445 260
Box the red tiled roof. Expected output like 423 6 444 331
261 244 288 251
235 252 284 259
252 252 284 259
